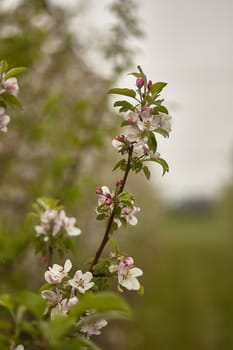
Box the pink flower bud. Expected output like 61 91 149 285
147 80 153 90
105 198 112 206
122 256 134 267
96 186 102 195
105 192 112 199
116 134 125 142
116 179 124 187
136 77 144 88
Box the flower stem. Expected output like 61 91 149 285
89 146 133 272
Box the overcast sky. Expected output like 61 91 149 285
86 0 233 202
7 0 233 201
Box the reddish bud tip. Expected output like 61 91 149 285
116 134 125 142
116 178 124 187
147 80 153 90
96 186 102 195
136 77 145 88
105 198 112 206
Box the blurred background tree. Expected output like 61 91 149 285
0 0 144 290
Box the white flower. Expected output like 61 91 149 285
120 205 140 225
157 113 172 133
14 345 24 350
50 296 78 319
0 107 10 133
80 318 108 337
45 259 72 284
97 186 113 207
3 77 19 96
112 138 124 151
41 289 63 306
109 256 143 291
35 209 60 236
69 270 94 294
59 210 81 236
118 266 143 291
35 208 81 237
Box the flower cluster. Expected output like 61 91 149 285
42 259 108 338
35 200 81 240
109 255 143 291
42 259 94 318
96 185 140 228
112 108 171 158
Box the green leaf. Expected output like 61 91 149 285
0 294 14 316
151 157 169 175
114 100 135 112
147 132 157 153
153 105 169 114
150 82 167 95
143 166 151 180
70 292 131 320
96 213 106 221
14 290 46 319
4 67 27 80
118 192 133 202
0 92 23 109
0 60 8 74
40 315 75 346
56 337 102 350
128 72 142 78
112 159 126 172
107 88 136 99
155 127 169 138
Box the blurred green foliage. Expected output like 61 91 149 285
0 0 142 292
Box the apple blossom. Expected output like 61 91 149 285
80 318 108 338
3 77 19 96
50 296 78 319
0 107 10 133
13 345 24 350
109 256 143 291
35 206 81 238
58 210 82 236
69 270 94 294
45 259 72 284
41 289 63 307
157 113 172 133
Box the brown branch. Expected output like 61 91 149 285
89 146 133 272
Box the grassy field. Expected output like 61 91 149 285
108 211 233 350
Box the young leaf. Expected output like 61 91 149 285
147 132 157 153
0 92 23 109
70 292 131 320
112 159 126 172
0 60 8 74
150 82 167 95
153 105 169 114
14 290 46 319
151 157 169 175
128 72 142 78
40 315 75 346
107 88 136 99
155 127 169 138
143 165 151 180
114 100 135 112
4 67 27 80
